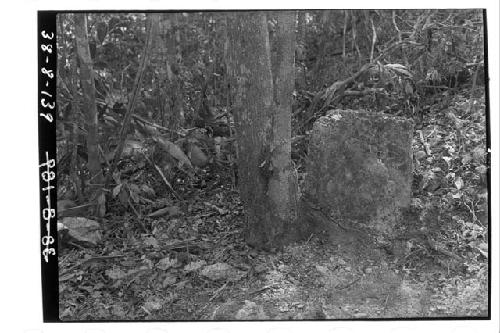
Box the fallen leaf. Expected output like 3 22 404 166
155 137 193 168
57 199 76 212
184 260 207 272
254 263 267 274
157 257 177 270
472 147 485 162
148 206 181 218
462 154 472 165
475 165 487 174
315 265 330 276
111 305 127 318
141 184 156 196
162 273 177 287
144 236 159 248
188 143 209 167
59 217 102 247
112 183 123 198
201 263 245 282
143 298 162 311
106 268 126 280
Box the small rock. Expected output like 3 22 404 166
312 308 326 319
279 304 289 312
201 263 245 282
316 265 330 275
353 312 368 318
254 263 267 274
415 150 427 160
364 267 373 274
235 300 269 320
274 313 294 320
143 298 162 311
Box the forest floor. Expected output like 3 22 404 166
58 91 488 320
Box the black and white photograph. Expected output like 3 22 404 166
36 8 493 323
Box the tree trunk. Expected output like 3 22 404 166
296 11 308 88
161 14 184 131
269 10 299 242
58 14 83 201
74 13 102 187
227 11 298 249
69 41 84 201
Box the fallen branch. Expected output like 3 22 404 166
152 159 181 200
132 114 185 136
425 235 462 261
343 88 387 96
336 277 361 290
468 61 481 113
369 16 377 62
209 281 229 302
417 130 431 156
305 39 423 121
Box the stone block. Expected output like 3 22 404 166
303 109 413 236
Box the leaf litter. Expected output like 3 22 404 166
59 91 488 320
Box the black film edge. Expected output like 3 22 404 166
38 10 59 323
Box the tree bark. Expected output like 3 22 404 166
69 40 84 201
163 14 184 131
296 11 307 88
227 11 298 249
269 10 299 242
74 14 103 187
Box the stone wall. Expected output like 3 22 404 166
303 109 413 237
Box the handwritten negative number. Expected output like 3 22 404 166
41 30 54 40
41 44 53 54
41 98 55 109
41 68 54 79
